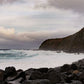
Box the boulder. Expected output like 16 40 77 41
0 81 8 84
72 80 82 84
54 67 61 72
25 68 36 76
79 71 84 83
0 69 4 81
4 66 17 79
71 64 78 70
47 69 62 83
7 71 26 83
25 68 37 80
29 70 42 80
8 78 22 84
22 79 50 84
61 64 71 72
73 59 84 68
37 68 48 73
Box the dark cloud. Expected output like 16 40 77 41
48 0 84 13
0 27 78 49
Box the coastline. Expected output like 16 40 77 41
0 58 84 84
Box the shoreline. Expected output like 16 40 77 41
0 58 84 84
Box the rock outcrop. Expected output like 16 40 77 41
39 28 84 53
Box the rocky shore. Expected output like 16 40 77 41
0 59 84 84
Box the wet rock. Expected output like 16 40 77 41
25 68 36 80
61 70 80 83
0 69 4 81
17 69 23 73
0 81 8 84
54 67 61 72
4 66 17 79
25 68 36 76
79 71 84 83
41 73 48 79
72 70 79 75
47 69 62 83
8 78 22 84
22 79 50 84
65 76 72 83
73 59 84 68
67 72 79 81
71 64 78 70
72 80 82 84
37 68 48 73
4 68 26 84
61 64 71 72
7 71 26 83
61 72 72 83
29 70 42 80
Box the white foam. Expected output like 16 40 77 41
0 50 84 70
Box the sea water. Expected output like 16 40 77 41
0 50 83 70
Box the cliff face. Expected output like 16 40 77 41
39 28 84 52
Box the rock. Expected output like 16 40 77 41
61 70 80 83
73 59 84 72
67 73 79 81
64 76 72 83
72 80 82 84
17 69 23 73
29 70 42 80
61 64 71 72
41 73 48 79
73 59 84 68
61 72 72 83
4 66 17 79
0 81 8 84
79 71 84 83
4 68 26 84
37 68 48 73
25 68 36 76
72 70 79 74
0 69 4 81
7 71 26 83
54 67 61 72
22 79 50 84
8 78 22 84
71 64 78 70
47 69 62 83
25 68 36 80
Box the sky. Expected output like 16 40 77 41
0 0 84 49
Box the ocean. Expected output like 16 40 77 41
0 50 83 70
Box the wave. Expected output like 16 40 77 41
0 50 83 70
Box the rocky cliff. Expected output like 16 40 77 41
39 28 84 53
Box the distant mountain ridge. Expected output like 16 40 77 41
39 28 84 53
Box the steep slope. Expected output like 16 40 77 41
39 28 84 53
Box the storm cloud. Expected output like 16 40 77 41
0 0 83 49
48 0 84 13
0 27 79 49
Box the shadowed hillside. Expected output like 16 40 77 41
39 28 84 53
